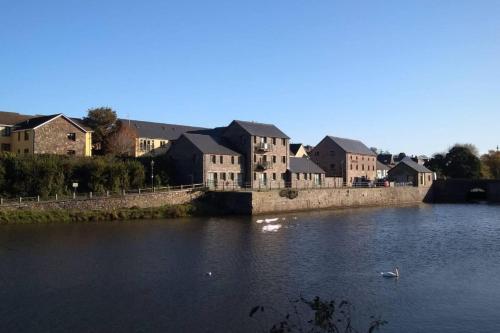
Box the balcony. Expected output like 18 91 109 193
255 142 272 152
255 161 273 171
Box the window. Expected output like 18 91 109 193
329 150 335 156
254 154 257 163
147 140 151 151
356 156 358 160
281 173 286 180
263 155 267 162
350 164 353 170
263 137 267 143
296 173 300 180
230 173 234 181
362 165 364 171
254 172 257 181
24 148 29 154
231 156 235 164
211 155 216 163
282 156 286 163
152 141 155 149
272 155 277 163
272 173 276 181
221 173 226 181
254 136 257 144
1 144 10 151
67 150 76 155
2 127 11 137
315 151 319 156
356 165 359 170
219 156 223 164
362 156 364 161
272 138 276 145
67 133 76 141
18 132 21 141
304 173 308 180
282 138 286 146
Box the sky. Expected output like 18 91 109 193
1 0 499 156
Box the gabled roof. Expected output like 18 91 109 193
0 111 36 126
229 120 290 139
182 133 240 155
392 157 432 173
122 119 206 140
13 114 90 132
327 136 376 156
289 157 325 174
290 143 303 155
376 161 390 171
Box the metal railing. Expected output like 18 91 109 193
0 183 205 207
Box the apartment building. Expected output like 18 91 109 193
310 136 377 186
123 119 205 157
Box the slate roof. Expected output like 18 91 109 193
122 119 205 140
230 120 290 139
12 114 90 132
395 157 432 173
327 136 376 156
0 111 36 125
182 133 240 155
376 161 390 171
289 157 325 174
290 143 303 155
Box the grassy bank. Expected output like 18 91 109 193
0 202 221 224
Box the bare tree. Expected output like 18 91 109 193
105 121 137 156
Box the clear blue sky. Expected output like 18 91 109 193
1 1 499 156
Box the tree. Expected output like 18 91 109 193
444 145 481 179
105 120 137 156
425 153 446 179
481 150 500 179
83 107 118 153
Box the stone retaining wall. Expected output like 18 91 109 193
207 187 433 215
0 189 203 211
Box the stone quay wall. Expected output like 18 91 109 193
207 187 433 215
0 189 203 211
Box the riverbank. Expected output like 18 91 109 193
0 202 223 224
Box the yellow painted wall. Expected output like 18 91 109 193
85 132 92 156
135 137 170 157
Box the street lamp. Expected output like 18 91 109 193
151 159 155 191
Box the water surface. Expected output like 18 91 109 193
1 204 500 332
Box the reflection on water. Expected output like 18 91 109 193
1 204 500 332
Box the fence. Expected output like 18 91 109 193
205 180 414 191
0 183 205 207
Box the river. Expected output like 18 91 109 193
1 204 500 332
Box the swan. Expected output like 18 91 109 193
265 218 279 223
256 219 264 224
381 267 399 278
206 271 212 277
262 224 282 232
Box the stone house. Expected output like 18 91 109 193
310 136 377 186
290 143 308 158
0 112 92 156
387 157 434 187
287 157 326 188
167 132 243 188
222 120 290 188
121 119 205 157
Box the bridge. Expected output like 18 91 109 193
431 179 500 203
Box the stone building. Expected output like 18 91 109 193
167 131 243 188
0 112 92 156
290 143 308 158
387 157 434 187
121 119 205 157
222 120 290 188
286 157 325 188
310 136 377 186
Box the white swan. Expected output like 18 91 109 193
265 218 279 223
381 267 399 278
262 224 282 232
